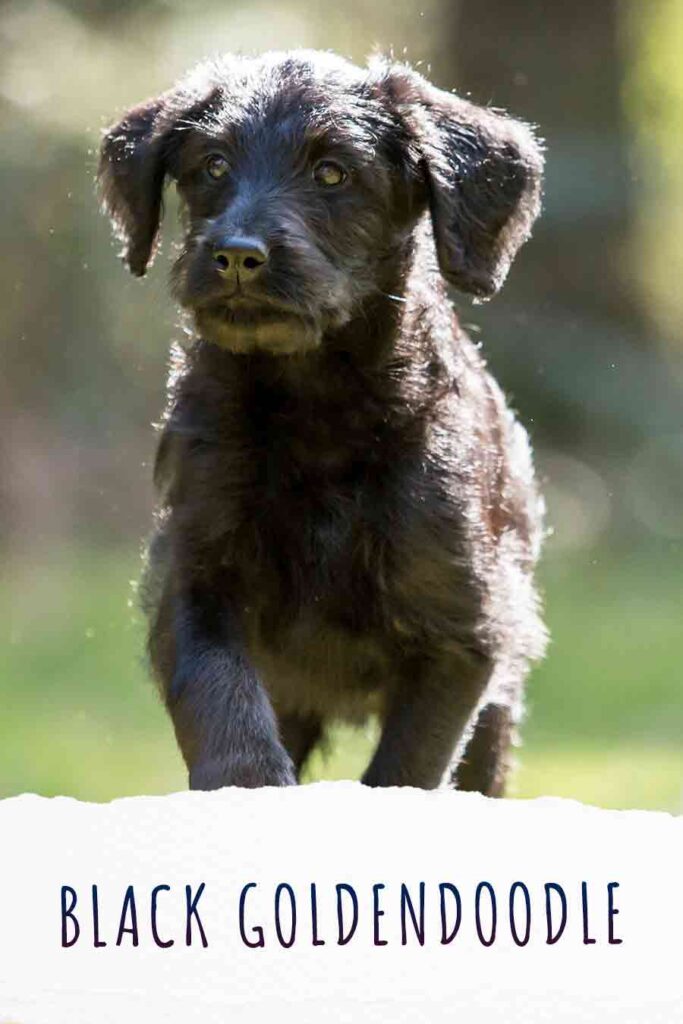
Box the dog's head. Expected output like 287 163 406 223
99 51 543 355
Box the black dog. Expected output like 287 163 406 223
98 50 547 793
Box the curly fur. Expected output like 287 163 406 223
99 50 547 793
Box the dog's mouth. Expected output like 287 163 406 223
191 297 321 355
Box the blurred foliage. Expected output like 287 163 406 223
622 0 683 351
0 0 681 808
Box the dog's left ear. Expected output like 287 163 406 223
371 62 544 299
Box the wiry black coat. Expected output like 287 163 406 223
99 51 547 792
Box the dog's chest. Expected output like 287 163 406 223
234 411 402 709
229 401 395 621
176 361 434 644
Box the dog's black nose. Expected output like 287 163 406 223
213 237 269 278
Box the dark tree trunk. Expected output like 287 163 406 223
446 2 676 452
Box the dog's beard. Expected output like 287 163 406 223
173 241 359 355
193 302 322 355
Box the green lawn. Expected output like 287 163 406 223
1 544 681 811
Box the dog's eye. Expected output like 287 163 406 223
206 154 229 180
312 160 347 188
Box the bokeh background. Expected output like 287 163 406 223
1 0 681 809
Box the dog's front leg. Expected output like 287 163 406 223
165 589 296 790
361 648 492 790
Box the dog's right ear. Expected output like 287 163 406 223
98 97 170 277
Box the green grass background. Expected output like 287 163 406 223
1 544 681 811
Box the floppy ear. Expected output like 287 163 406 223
373 62 544 299
97 96 170 277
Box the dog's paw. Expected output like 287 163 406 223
189 748 296 790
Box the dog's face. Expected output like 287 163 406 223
99 51 543 355
167 54 422 354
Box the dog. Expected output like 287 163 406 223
98 50 547 793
